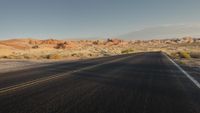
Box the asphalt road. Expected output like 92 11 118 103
0 52 200 113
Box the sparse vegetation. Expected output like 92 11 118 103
170 52 180 59
179 60 186 65
32 45 39 49
21 54 32 59
55 43 66 49
121 49 134 54
0 37 199 60
47 54 62 59
179 51 191 59
170 51 200 59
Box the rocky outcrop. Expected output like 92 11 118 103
105 39 123 45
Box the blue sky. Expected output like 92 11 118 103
0 0 200 39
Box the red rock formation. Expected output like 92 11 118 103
106 38 122 45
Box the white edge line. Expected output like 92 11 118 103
163 53 200 89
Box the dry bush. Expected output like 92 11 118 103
179 60 186 65
0 55 5 58
32 45 39 49
170 52 179 59
2 55 24 59
88 53 93 57
47 54 62 59
0 54 31 59
39 55 49 59
23 54 38 59
54 43 66 49
71 53 77 57
190 52 200 58
179 51 191 59
1 54 39 59
71 53 84 57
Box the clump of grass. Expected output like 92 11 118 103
121 49 134 54
179 61 186 65
179 51 191 59
170 52 179 59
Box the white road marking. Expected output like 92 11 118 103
163 53 200 89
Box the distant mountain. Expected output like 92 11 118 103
119 25 200 40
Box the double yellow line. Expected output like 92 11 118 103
0 54 137 94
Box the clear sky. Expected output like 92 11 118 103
0 0 200 39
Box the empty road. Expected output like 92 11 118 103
0 52 200 113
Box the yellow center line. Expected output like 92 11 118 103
0 54 138 94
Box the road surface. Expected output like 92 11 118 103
0 52 200 113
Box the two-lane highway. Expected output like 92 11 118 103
0 52 200 113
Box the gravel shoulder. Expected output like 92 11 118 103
176 58 200 83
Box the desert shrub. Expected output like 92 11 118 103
47 54 62 59
4 55 15 59
190 52 200 58
170 52 179 59
0 56 8 59
121 49 134 54
3 55 13 59
32 45 39 49
179 51 191 59
0 54 34 59
71 53 77 57
23 54 31 59
55 43 66 49
71 53 84 57
3 55 22 59
39 55 49 59
23 54 38 59
179 61 186 65
93 41 99 45
88 53 93 57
